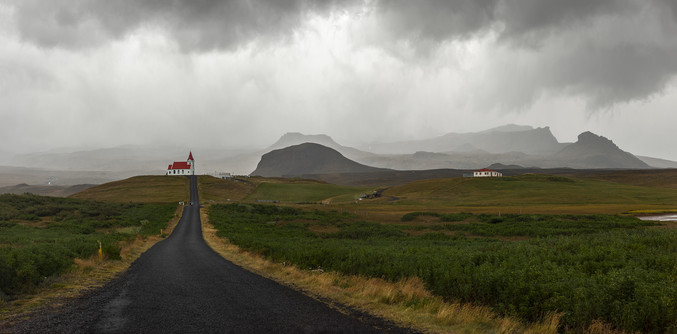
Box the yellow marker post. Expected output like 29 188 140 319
98 240 103 260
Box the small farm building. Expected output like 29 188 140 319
473 168 502 177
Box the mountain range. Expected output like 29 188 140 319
362 125 566 155
2 125 675 188
268 127 653 171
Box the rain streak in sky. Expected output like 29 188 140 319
1 0 677 160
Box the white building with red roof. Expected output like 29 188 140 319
167 152 195 176
473 168 502 177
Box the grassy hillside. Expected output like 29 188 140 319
378 174 677 214
197 175 369 204
198 172 677 214
70 176 189 203
0 183 94 197
576 169 677 189
244 182 371 203
197 175 257 203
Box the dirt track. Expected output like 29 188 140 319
12 176 412 333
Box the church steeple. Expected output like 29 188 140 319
187 151 195 173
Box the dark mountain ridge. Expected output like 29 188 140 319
267 132 374 161
555 132 649 169
254 128 656 173
251 143 388 177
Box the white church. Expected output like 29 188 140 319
167 152 195 175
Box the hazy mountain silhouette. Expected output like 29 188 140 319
359 150 533 170
554 132 650 169
251 143 387 177
3 126 672 186
637 156 677 168
362 125 566 155
267 132 374 161
478 124 536 133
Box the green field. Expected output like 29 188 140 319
243 182 371 203
0 194 176 300
6 171 672 331
70 175 190 203
197 175 257 203
377 174 677 214
208 203 677 332
198 173 677 215
202 172 677 332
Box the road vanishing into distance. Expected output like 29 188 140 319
15 176 412 333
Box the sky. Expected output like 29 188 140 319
1 0 676 160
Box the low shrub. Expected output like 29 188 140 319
0 194 176 297
210 204 676 332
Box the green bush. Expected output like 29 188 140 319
210 204 677 332
0 194 176 297
102 243 122 260
401 212 440 222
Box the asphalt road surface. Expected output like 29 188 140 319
14 176 413 333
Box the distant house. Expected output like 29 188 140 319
167 152 195 175
215 172 231 179
473 168 502 177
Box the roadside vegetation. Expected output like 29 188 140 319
208 203 676 332
0 193 177 300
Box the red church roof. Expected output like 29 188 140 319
168 161 191 170
475 168 496 172
188 151 194 161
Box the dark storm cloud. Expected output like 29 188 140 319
499 0 677 108
6 0 677 109
366 0 677 108
367 0 636 45
550 43 677 109
10 0 358 50
10 0 675 50
373 0 498 41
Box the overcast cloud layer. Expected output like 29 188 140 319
1 0 676 160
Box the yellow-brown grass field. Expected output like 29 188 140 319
70 175 189 203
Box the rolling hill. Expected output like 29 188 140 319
251 143 388 177
266 132 374 161
70 175 190 203
0 183 94 197
379 173 677 214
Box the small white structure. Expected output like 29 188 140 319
473 168 502 177
167 152 195 175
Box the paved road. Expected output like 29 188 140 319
14 176 411 333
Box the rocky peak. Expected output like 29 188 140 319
576 131 621 150
554 131 649 168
